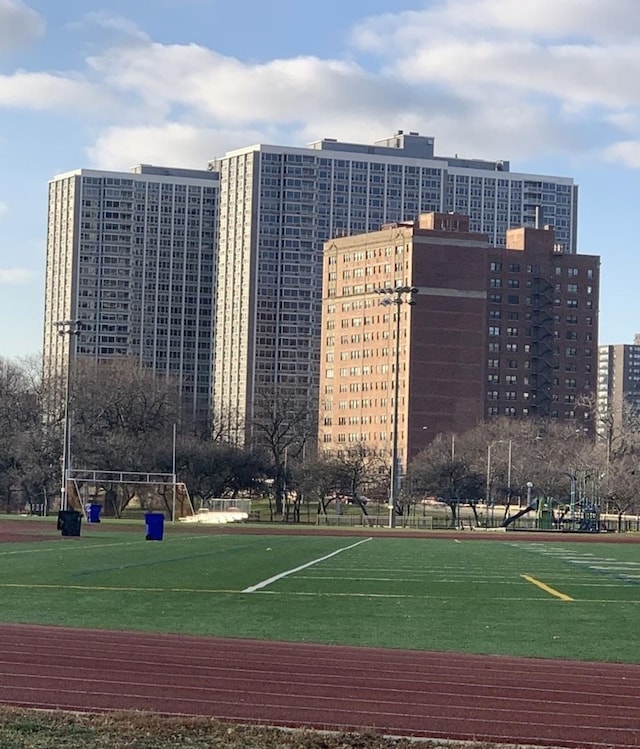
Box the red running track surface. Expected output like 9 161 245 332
0 624 638 748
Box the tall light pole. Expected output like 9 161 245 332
486 439 512 526
375 285 418 528
55 319 82 511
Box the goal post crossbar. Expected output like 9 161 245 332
66 468 195 519
68 469 175 484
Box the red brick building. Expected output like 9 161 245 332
319 213 599 470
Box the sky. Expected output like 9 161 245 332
2 0 640 357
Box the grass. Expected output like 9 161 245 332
0 520 638 662
0 707 474 749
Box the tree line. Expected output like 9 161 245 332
1 355 639 528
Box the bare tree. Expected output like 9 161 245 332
0 356 58 514
251 388 316 515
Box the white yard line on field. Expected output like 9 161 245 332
242 537 372 593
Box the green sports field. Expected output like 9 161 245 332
1 521 638 663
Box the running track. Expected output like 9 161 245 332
0 623 639 748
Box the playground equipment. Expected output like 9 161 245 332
502 494 601 532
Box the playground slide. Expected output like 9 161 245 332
501 503 536 528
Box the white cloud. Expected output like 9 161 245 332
0 0 44 53
86 123 267 170
352 0 640 48
0 267 32 284
603 140 640 168
351 2 640 111
0 71 114 112
79 11 150 43
0 200 7 217
87 43 416 126
2 0 640 170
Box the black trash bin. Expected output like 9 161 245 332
57 509 82 537
144 512 164 541
87 503 102 523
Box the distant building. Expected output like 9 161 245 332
43 165 218 423
597 336 640 438
318 213 599 470
209 131 577 444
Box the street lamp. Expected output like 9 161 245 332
375 285 418 528
55 319 82 511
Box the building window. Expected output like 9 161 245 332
489 326 501 336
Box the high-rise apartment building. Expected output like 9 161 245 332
597 336 640 437
318 214 599 469
44 165 218 423
210 131 578 443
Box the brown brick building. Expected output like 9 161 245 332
319 213 600 471
487 227 599 424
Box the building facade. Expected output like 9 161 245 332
486 227 599 423
597 336 640 438
318 214 599 471
319 213 488 471
44 165 218 423
210 131 578 443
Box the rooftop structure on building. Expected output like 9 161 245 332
209 131 578 445
44 165 218 424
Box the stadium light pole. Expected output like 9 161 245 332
486 439 512 526
55 319 82 511
375 285 418 528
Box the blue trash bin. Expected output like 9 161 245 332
87 503 102 523
144 512 164 541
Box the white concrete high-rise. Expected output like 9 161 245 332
44 165 218 423
209 131 578 443
597 337 640 439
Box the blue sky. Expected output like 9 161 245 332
1 0 640 357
